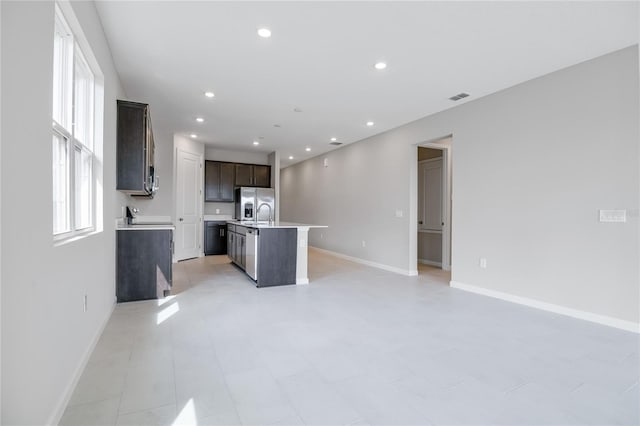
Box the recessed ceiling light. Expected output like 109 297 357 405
190 134 197 138
374 62 387 70
253 141 260 146
305 147 311 152
366 121 374 126
204 91 215 98
196 117 204 123
288 156 294 160
330 137 337 142
257 28 271 38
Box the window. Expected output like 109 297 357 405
52 5 96 238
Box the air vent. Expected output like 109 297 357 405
329 142 343 146
449 92 470 101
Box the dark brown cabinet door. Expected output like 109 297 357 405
253 165 271 187
204 222 227 255
235 164 253 186
219 163 235 201
117 230 172 302
117 100 153 195
204 161 220 202
205 161 235 202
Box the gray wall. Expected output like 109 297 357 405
1 1 125 423
281 46 639 325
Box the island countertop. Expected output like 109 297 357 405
227 220 327 230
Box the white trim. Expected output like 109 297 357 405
450 281 640 334
296 278 309 285
414 138 452 273
48 301 116 425
310 246 414 276
418 259 442 267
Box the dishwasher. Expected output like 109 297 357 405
245 228 258 281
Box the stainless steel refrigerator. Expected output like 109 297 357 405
235 187 275 222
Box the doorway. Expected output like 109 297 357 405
415 136 452 275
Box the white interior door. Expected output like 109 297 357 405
175 149 202 261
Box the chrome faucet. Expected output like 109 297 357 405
256 203 273 225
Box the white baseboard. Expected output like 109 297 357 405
48 301 116 425
450 281 640 334
296 278 309 285
418 259 442 267
310 246 414 276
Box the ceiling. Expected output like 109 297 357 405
94 1 638 167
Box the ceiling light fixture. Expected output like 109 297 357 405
253 141 260 146
204 91 215 98
330 137 337 142
196 117 204 123
374 62 387 70
289 156 294 160
366 121 374 126
190 134 197 138
305 147 311 152
257 28 272 38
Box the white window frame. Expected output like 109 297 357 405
52 3 99 242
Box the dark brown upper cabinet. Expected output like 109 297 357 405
234 164 253 186
234 163 271 188
253 165 271 187
205 161 235 202
116 100 157 197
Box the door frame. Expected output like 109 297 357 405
174 147 203 262
413 137 452 272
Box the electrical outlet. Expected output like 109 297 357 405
395 209 403 218
83 294 88 312
215 208 220 214
362 240 366 248
599 209 626 222
479 258 487 269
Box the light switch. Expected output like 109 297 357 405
395 209 403 218
299 239 307 248
599 209 626 223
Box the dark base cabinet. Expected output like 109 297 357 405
257 228 297 287
117 230 172 303
204 221 227 255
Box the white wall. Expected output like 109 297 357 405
281 46 639 326
205 147 269 165
1 1 125 423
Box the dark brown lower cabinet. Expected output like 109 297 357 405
117 229 173 302
204 221 227 255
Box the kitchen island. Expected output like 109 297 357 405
227 221 326 287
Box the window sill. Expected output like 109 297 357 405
53 228 100 247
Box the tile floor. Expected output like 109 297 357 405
60 249 639 425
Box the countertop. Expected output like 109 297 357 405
116 223 175 231
227 220 327 229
